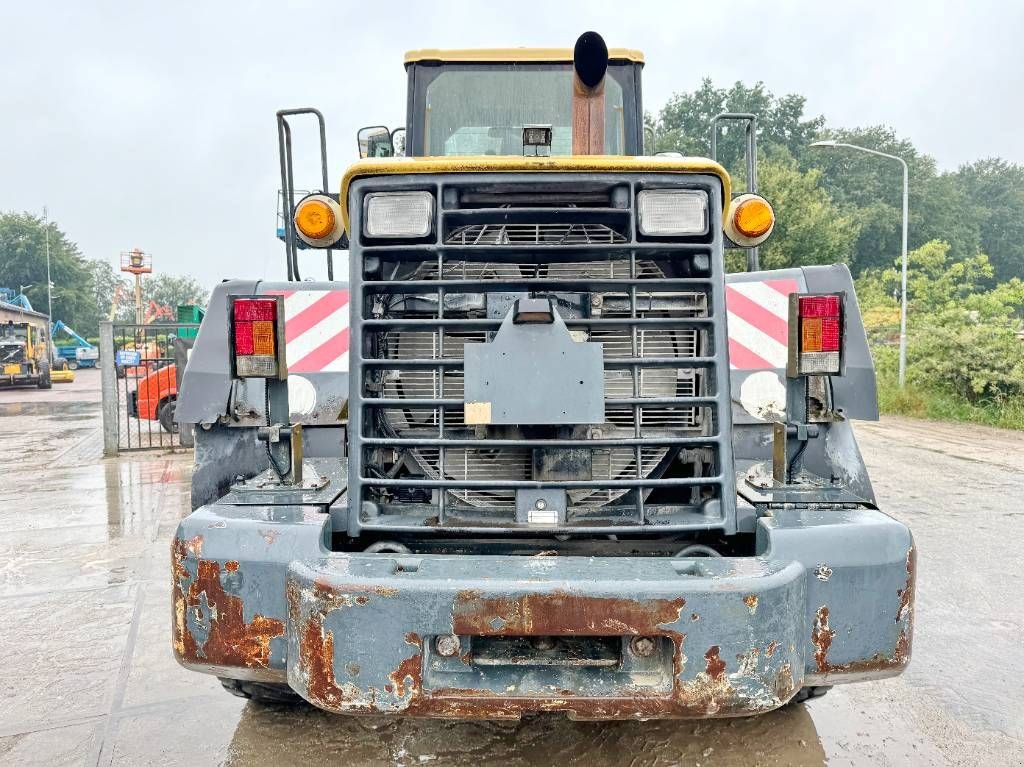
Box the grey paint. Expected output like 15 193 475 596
173 499 914 714
463 307 605 425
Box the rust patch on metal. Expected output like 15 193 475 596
175 556 285 669
375 585 399 598
774 662 795 699
291 584 793 719
355 595 370 606
258 528 279 545
811 547 916 677
171 536 200 658
301 608 343 708
704 646 727 680
765 640 779 658
453 590 686 636
293 579 351 710
388 633 423 699
743 594 758 613
811 606 835 673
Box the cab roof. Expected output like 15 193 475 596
404 47 645 66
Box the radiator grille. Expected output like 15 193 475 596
447 222 627 246
348 174 735 535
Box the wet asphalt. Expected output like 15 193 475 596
0 369 1020 766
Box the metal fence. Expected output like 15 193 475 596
100 321 199 455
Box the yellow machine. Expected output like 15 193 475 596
0 320 74 388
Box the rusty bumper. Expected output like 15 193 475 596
172 505 914 719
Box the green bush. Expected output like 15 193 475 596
906 318 1024 403
858 239 1024 429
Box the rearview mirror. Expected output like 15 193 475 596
358 126 393 158
391 127 407 157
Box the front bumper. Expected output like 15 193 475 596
172 504 914 719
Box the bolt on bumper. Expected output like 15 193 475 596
172 504 914 719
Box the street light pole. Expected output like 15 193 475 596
810 140 909 386
43 206 53 324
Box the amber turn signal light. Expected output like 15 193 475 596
293 194 345 247
724 193 775 247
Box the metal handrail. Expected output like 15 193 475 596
276 108 334 281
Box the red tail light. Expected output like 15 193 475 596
789 293 845 376
231 296 285 378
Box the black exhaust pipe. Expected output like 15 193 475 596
573 31 608 92
572 31 609 155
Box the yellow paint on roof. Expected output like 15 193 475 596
404 47 645 65
340 155 729 232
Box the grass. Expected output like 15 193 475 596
876 375 1024 431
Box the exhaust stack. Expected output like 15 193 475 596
572 31 608 155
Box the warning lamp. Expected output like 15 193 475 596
294 194 345 248
787 293 845 377
724 193 775 247
231 296 286 379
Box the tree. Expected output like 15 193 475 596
802 125 989 275
86 259 132 325
654 79 825 177
752 151 860 271
953 158 1024 283
141 273 209 313
0 211 95 329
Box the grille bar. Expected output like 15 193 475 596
361 476 725 490
361 357 719 368
363 317 716 329
362 397 720 408
363 277 713 293
361 436 724 448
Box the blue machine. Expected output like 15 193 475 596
51 320 99 369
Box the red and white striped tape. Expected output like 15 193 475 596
271 279 798 374
275 290 351 373
725 278 799 370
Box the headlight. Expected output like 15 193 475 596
637 189 708 236
364 191 434 238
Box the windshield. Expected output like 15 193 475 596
419 64 631 156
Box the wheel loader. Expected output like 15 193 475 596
0 320 72 388
171 32 914 719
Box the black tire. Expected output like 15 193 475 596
38 360 52 389
218 677 303 705
789 686 831 705
68 360 79 371
158 397 178 433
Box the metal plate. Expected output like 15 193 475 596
463 309 604 425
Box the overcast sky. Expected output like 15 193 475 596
2 1 1021 286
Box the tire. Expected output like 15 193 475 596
158 398 178 434
218 677 303 705
68 360 79 371
38 360 52 389
789 686 831 705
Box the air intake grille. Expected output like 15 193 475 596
347 174 735 536
447 222 627 246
